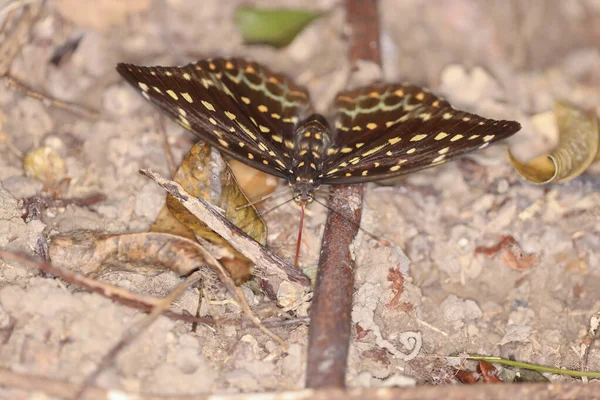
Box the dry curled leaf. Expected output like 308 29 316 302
508 101 599 184
49 231 208 277
151 142 266 283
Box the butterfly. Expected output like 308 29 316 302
117 58 521 264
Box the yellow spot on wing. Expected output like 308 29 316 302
406 148 416 154
388 137 401 145
272 135 283 143
362 144 386 157
451 134 463 142
138 82 149 92
258 105 268 112
183 73 191 81
367 123 377 130
438 147 449 154
241 96 251 104
390 165 401 171
259 125 270 133
483 135 495 142
166 90 178 100
181 92 193 103
218 139 229 147
225 111 236 120
201 101 215 111
410 134 427 141
341 147 353 153
435 132 448 140
152 86 162 94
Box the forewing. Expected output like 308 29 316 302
116 58 313 178
320 84 521 183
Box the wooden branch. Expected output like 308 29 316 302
305 0 381 388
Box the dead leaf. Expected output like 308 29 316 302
49 231 209 277
151 143 267 283
508 101 599 184
54 0 151 32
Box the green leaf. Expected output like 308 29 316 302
235 6 322 48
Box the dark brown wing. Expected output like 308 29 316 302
319 84 520 184
116 58 313 179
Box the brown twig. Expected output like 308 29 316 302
305 0 381 388
0 367 597 400
4 75 100 120
140 168 311 287
21 193 107 222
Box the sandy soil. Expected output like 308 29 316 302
1 0 599 397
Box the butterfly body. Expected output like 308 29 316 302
117 58 521 205
290 114 332 204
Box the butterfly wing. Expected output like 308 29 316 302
319 84 521 184
116 58 313 179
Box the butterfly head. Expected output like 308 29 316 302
291 179 316 206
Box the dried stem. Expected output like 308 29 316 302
305 0 381 388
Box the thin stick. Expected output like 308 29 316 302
464 354 600 378
74 270 203 400
4 75 99 120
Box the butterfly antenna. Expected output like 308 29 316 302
294 203 305 268
236 189 289 211
259 197 294 218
